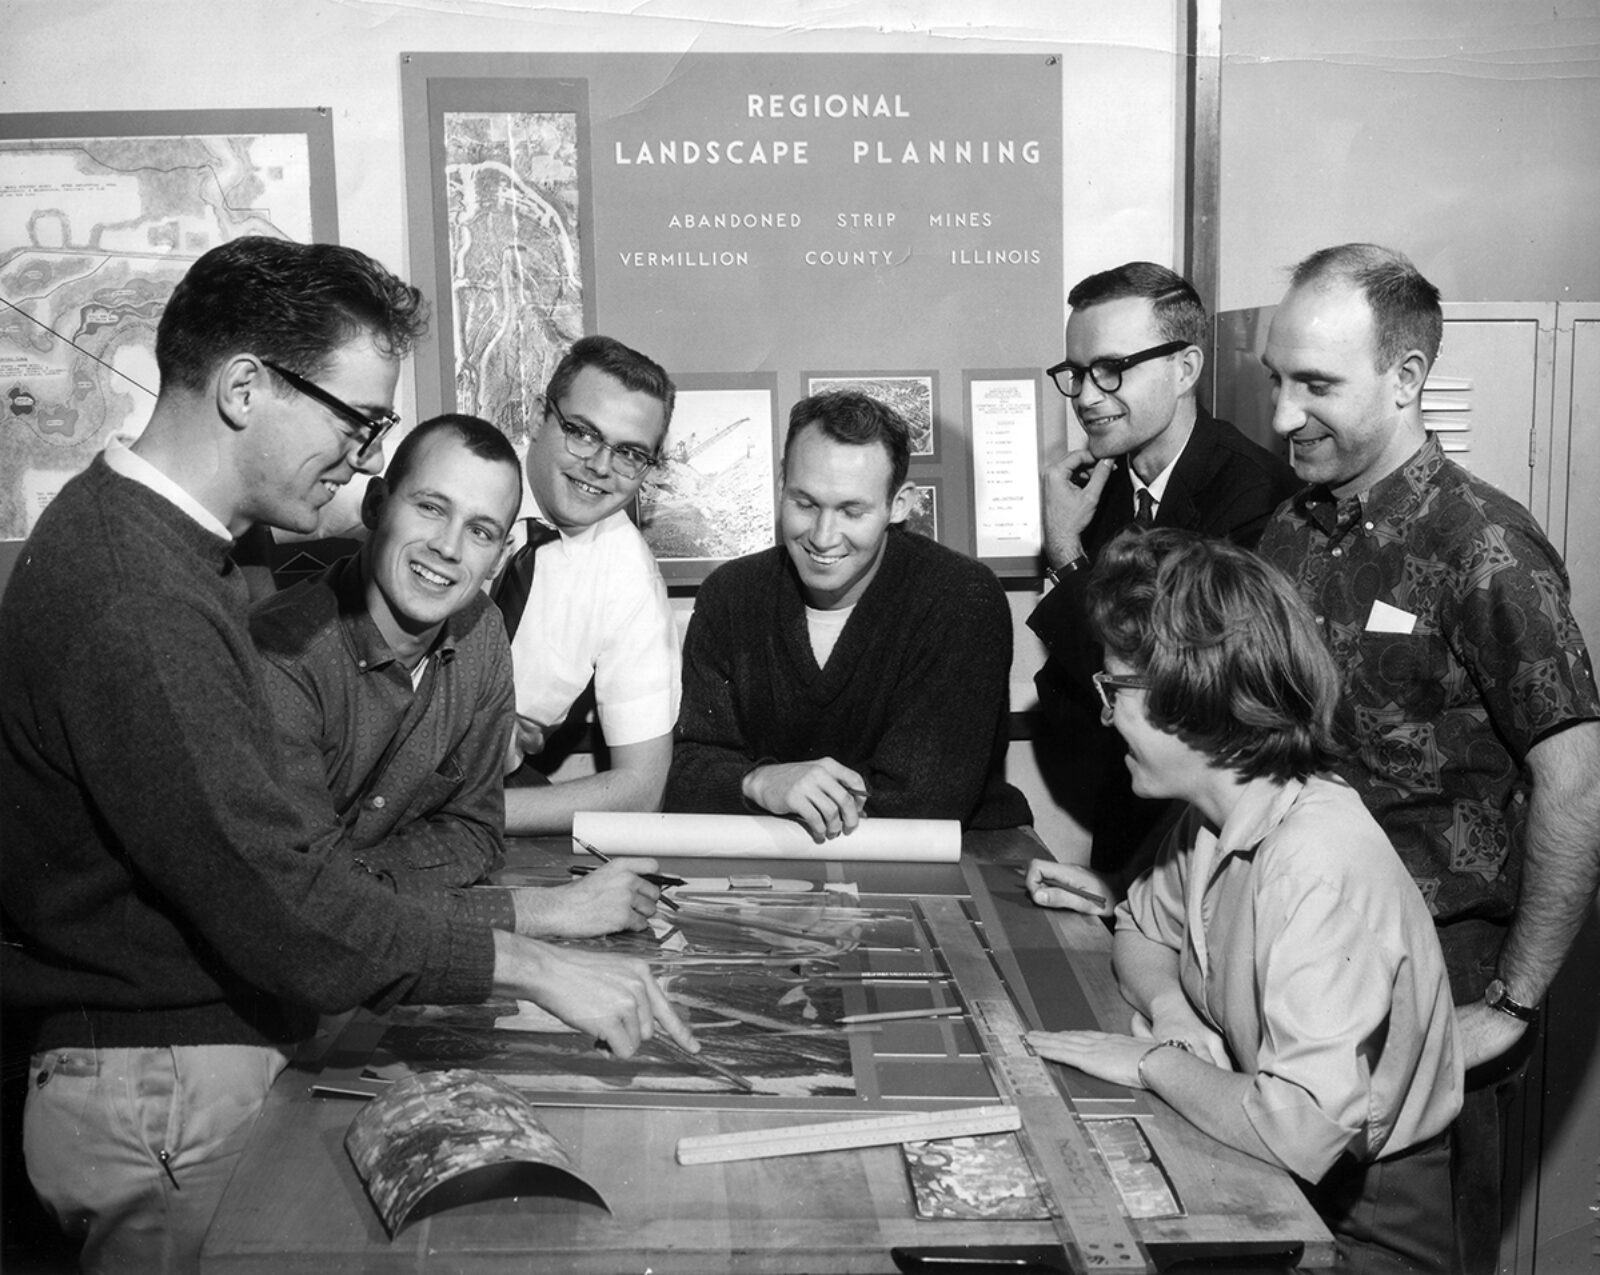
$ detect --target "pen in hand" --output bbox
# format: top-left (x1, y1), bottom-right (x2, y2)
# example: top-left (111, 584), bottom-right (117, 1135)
top-left (1016, 866), bottom-right (1108, 910)
top-left (573, 835), bottom-right (681, 912)
top-left (569, 864), bottom-right (687, 889)
top-left (594, 1035), bottom-right (755, 1094)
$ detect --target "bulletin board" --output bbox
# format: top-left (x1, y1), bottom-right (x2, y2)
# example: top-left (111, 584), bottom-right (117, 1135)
top-left (401, 52), bottom-right (1063, 579)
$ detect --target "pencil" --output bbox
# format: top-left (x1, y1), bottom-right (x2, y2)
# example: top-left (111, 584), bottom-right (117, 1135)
top-left (569, 865), bottom-right (688, 890)
top-left (1016, 866), bottom-right (1107, 910)
top-left (1047, 880), bottom-right (1108, 909)
top-left (654, 1035), bottom-right (756, 1093)
top-left (837, 1005), bottom-right (964, 1025)
top-left (572, 836), bottom-right (680, 911)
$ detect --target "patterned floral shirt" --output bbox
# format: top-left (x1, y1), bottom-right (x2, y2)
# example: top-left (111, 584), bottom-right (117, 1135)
top-left (1260, 436), bottom-right (1598, 948)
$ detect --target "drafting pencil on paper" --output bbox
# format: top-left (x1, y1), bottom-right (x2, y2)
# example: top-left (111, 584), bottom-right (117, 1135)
top-left (654, 1036), bottom-right (757, 1094)
top-left (569, 865), bottom-right (688, 890)
top-left (572, 836), bottom-right (680, 911)
top-left (837, 1005), bottom-right (964, 1025)
top-left (1014, 866), bottom-right (1107, 909)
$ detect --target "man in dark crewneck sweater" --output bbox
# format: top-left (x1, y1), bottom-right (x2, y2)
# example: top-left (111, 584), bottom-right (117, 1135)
top-left (667, 391), bottom-right (1030, 841)
top-left (0, 238), bottom-right (694, 1273)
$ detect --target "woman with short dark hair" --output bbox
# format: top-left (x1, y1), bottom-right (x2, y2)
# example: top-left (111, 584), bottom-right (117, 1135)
top-left (1027, 527), bottom-right (1463, 1273)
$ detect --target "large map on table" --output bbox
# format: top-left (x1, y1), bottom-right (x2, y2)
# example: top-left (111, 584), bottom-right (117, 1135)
top-left (0, 118), bottom-right (326, 540)
top-left (334, 887), bottom-right (1005, 1113)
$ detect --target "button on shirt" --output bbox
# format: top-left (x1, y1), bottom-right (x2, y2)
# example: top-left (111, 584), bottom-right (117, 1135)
top-left (501, 495), bottom-right (680, 748)
top-left (1258, 436), bottom-right (1600, 963)
top-left (1119, 776), bottom-right (1462, 1182)
top-left (250, 554), bottom-right (517, 930)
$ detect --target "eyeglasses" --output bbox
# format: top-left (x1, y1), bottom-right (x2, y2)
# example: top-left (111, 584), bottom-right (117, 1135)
top-left (1092, 670), bottom-right (1151, 713)
top-left (1047, 341), bottom-right (1191, 399)
top-left (547, 398), bottom-right (658, 480)
top-left (261, 359), bottom-right (401, 463)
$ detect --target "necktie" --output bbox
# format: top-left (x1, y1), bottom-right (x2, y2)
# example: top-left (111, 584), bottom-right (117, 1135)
top-left (1134, 489), bottom-right (1156, 528)
top-left (494, 519), bottom-right (560, 641)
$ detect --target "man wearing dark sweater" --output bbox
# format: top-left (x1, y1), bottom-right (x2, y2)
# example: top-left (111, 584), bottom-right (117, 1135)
top-left (1027, 263), bottom-right (1298, 913)
top-left (667, 391), bottom-right (1031, 840)
top-left (0, 238), bottom-right (693, 1273)
top-left (251, 412), bottom-right (660, 937)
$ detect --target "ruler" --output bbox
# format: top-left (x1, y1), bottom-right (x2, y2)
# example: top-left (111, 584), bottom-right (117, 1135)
top-left (676, 1104), bottom-right (1020, 1165)
top-left (919, 895), bottom-right (1155, 1273)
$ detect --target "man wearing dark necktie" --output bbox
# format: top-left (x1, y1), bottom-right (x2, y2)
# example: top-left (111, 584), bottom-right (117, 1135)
top-left (493, 518), bottom-right (560, 640)
top-left (494, 336), bottom-right (681, 835)
top-left (1027, 263), bottom-right (1298, 910)
top-left (1133, 487), bottom-right (1156, 527)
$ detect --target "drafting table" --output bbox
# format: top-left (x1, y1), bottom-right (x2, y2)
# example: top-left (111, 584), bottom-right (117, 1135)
top-left (201, 828), bottom-right (1334, 1272)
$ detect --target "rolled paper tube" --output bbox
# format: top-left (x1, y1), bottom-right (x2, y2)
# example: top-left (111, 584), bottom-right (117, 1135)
top-left (571, 811), bottom-right (961, 862)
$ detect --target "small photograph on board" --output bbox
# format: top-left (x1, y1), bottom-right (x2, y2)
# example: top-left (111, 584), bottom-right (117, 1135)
top-left (1083, 1117), bottom-right (1185, 1219)
top-left (904, 480), bottom-right (940, 542)
top-left (636, 379), bottom-right (777, 579)
top-left (902, 1132), bottom-right (1051, 1220)
top-left (806, 372), bottom-right (938, 458)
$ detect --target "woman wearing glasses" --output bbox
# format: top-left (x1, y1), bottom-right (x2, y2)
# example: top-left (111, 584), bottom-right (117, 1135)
top-left (1026, 528), bottom-right (1462, 1274)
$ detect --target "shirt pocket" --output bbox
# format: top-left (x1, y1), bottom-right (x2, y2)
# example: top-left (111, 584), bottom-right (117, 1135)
top-left (349, 760), bottom-right (466, 868)
top-left (1352, 631), bottom-right (1451, 709)
top-left (396, 758), bottom-right (465, 831)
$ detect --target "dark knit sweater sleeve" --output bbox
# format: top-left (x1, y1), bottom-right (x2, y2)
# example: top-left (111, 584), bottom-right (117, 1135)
top-left (66, 589), bottom-right (493, 1013)
top-left (666, 557), bottom-right (765, 812)
top-left (857, 541), bottom-right (1021, 825)
top-left (0, 467), bottom-right (496, 1045)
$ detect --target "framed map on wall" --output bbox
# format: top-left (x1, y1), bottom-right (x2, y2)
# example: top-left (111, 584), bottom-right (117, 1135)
top-left (0, 109), bottom-right (338, 547)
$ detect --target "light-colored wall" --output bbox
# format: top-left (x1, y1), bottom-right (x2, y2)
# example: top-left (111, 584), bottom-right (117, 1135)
top-left (1217, 1), bottom-right (1600, 309)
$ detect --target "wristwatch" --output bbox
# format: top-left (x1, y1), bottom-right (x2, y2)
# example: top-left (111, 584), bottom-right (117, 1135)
top-left (1484, 978), bottom-right (1539, 1023)
top-left (1134, 1038), bottom-right (1194, 1090)
top-left (1044, 554), bottom-right (1090, 588)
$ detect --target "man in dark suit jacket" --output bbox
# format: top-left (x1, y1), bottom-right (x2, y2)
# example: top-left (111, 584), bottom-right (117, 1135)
top-left (1026, 263), bottom-right (1299, 908)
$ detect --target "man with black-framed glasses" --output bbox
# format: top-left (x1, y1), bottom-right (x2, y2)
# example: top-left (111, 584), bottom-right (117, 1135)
top-left (1027, 262), bottom-right (1296, 908)
top-left (493, 335), bottom-right (682, 836)
top-left (259, 357), bottom-right (402, 463)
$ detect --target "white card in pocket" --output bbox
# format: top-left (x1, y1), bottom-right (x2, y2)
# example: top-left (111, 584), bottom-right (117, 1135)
top-left (1365, 599), bottom-right (1417, 635)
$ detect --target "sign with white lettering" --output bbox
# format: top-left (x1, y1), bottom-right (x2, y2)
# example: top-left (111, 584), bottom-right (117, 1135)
top-left (403, 53), bottom-right (1061, 576)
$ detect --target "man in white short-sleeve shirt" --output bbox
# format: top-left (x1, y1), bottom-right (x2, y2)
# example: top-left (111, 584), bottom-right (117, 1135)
top-left (497, 336), bottom-right (681, 834)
